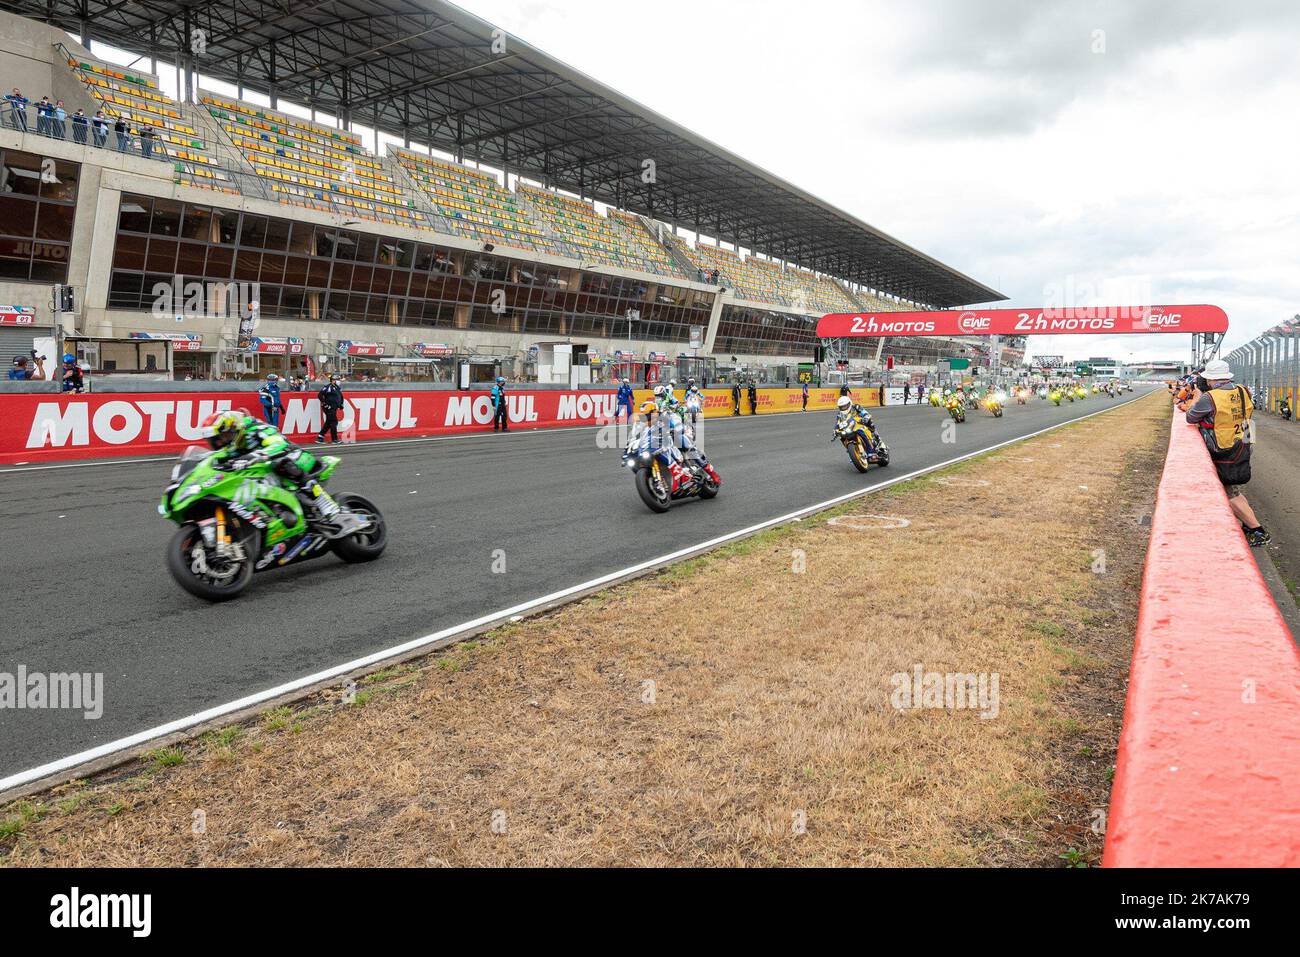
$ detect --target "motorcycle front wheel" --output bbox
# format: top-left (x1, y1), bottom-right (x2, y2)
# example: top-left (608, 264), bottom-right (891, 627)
top-left (847, 437), bottom-right (870, 473)
top-left (330, 493), bottom-right (388, 563)
top-left (166, 523), bottom-right (254, 602)
top-left (635, 464), bottom-right (672, 512)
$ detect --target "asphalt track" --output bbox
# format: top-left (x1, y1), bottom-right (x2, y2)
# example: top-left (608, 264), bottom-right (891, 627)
top-left (0, 388), bottom-right (1157, 783)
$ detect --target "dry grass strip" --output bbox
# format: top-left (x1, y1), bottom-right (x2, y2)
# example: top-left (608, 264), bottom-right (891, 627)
top-left (1, 394), bottom-right (1168, 867)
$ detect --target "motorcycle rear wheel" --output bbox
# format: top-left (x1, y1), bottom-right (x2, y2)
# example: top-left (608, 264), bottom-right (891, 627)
top-left (166, 524), bottom-right (254, 602)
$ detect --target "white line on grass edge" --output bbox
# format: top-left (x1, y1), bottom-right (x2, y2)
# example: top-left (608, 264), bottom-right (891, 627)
top-left (0, 392), bottom-right (1151, 797)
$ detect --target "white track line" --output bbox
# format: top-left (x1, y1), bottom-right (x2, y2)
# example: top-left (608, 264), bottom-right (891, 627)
top-left (0, 392), bottom-right (1150, 794)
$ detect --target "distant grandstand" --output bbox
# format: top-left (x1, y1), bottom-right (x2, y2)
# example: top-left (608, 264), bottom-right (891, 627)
top-left (0, 0), bottom-right (1004, 383)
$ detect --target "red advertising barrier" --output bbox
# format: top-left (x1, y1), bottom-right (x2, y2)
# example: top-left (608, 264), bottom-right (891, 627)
top-left (0, 389), bottom-right (620, 464)
top-left (816, 304), bottom-right (1228, 338)
top-left (1103, 414), bottom-right (1300, 867)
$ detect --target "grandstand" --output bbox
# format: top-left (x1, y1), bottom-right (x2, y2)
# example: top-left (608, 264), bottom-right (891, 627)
top-left (0, 1), bottom-right (1003, 382)
top-left (63, 51), bottom-right (235, 193)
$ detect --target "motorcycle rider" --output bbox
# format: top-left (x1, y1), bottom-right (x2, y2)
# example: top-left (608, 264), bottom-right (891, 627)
top-left (199, 410), bottom-right (366, 539)
top-left (683, 377), bottom-right (705, 423)
top-left (644, 396), bottom-right (720, 494)
top-left (835, 395), bottom-right (883, 452)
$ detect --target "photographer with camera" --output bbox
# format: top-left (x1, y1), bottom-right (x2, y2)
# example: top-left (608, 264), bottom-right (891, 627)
top-left (8, 351), bottom-right (46, 380)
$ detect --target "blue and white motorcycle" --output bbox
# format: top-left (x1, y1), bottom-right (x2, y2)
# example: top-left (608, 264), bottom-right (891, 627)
top-left (621, 413), bottom-right (721, 512)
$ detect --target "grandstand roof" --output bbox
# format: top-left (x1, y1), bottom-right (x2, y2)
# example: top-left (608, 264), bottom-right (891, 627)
top-left (10, 0), bottom-right (1006, 307)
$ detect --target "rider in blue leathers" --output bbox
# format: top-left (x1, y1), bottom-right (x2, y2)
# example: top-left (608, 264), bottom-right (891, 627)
top-left (683, 378), bottom-right (705, 424)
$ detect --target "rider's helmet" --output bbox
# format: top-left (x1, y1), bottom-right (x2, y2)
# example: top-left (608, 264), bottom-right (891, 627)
top-left (836, 395), bottom-right (852, 411)
top-left (199, 410), bottom-right (245, 450)
top-left (638, 400), bottom-right (656, 416)
top-left (688, 377), bottom-right (696, 386)
top-left (496, 375), bottom-right (505, 384)
top-left (266, 373), bottom-right (278, 382)
top-left (622, 377), bottom-right (630, 385)
top-left (653, 385), bottom-right (665, 398)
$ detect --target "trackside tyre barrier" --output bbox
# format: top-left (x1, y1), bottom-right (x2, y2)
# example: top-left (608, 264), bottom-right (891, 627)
top-left (1102, 412), bottom-right (1300, 867)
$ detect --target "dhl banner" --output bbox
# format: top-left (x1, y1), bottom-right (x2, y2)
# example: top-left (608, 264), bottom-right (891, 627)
top-left (628, 387), bottom-right (879, 417)
top-left (0, 386), bottom-right (876, 464)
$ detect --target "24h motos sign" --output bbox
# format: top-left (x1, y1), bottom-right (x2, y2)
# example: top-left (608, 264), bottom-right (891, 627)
top-left (816, 305), bottom-right (1228, 338)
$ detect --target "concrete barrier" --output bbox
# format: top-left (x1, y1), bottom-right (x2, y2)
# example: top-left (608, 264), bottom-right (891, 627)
top-left (1103, 411), bottom-right (1300, 867)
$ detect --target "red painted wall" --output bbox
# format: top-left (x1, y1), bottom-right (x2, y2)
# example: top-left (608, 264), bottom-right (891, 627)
top-left (1103, 413), bottom-right (1300, 866)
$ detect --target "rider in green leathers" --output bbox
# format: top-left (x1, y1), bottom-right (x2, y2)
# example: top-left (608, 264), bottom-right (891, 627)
top-left (200, 410), bottom-right (365, 538)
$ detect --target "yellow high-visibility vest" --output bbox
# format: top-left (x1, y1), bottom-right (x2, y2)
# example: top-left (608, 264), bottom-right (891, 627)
top-left (1203, 385), bottom-right (1253, 451)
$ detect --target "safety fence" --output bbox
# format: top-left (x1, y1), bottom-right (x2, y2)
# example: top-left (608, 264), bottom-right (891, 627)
top-left (1225, 320), bottom-right (1299, 416)
top-left (1102, 411), bottom-right (1300, 866)
top-left (0, 386), bottom-right (876, 464)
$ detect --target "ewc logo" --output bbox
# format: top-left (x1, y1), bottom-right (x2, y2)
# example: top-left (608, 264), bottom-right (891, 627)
top-left (957, 312), bottom-right (991, 332)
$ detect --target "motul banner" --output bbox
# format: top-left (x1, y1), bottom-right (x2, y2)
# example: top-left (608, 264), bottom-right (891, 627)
top-left (816, 305), bottom-right (1228, 338)
top-left (0, 390), bottom-right (622, 464)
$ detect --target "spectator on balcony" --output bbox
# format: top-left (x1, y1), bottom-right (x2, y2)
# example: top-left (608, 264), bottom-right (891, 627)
top-left (35, 96), bottom-right (53, 136)
top-left (113, 116), bottom-right (129, 152)
top-left (91, 110), bottom-right (108, 148)
top-left (138, 125), bottom-right (156, 159)
top-left (4, 88), bottom-right (28, 131)
top-left (71, 108), bottom-right (88, 145)
top-left (52, 100), bottom-right (66, 139)
top-left (1185, 359), bottom-right (1269, 547)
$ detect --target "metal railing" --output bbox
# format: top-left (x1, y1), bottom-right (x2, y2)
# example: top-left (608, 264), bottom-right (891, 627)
top-left (1225, 317), bottom-right (1300, 417)
top-left (1, 99), bottom-right (178, 165)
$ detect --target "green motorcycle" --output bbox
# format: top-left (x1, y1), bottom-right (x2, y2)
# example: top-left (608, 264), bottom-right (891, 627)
top-left (159, 446), bottom-right (386, 601)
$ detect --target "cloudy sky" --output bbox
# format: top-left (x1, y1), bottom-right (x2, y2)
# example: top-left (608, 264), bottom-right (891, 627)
top-left (93, 0), bottom-right (1298, 362)
top-left (454, 0), bottom-right (1300, 362)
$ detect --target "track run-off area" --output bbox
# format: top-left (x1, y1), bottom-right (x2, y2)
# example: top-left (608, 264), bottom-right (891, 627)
top-left (0, 388), bottom-right (1158, 791)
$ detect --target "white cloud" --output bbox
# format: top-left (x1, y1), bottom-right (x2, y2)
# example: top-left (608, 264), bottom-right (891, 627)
top-left (467, 0), bottom-right (1300, 360)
